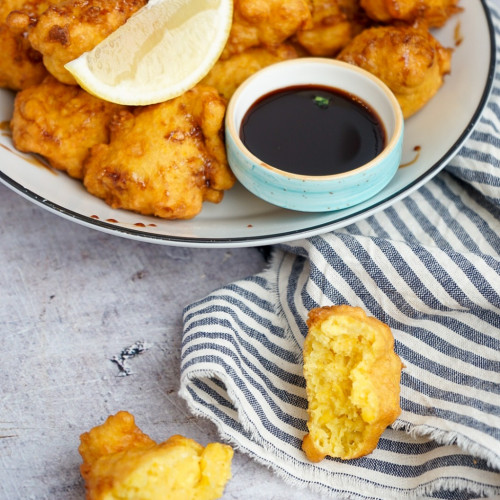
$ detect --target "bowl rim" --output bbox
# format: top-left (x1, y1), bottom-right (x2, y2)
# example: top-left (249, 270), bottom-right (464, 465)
top-left (225, 57), bottom-right (404, 181)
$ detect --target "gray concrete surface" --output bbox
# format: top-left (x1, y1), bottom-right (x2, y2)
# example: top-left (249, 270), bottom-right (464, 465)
top-left (0, 183), bottom-right (332, 500)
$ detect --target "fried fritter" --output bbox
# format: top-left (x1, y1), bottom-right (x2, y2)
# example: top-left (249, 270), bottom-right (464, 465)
top-left (337, 24), bottom-right (452, 118)
top-left (0, 0), bottom-right (58, 90)
top-left (0, 0), bottom-right (19, 21)
top-left (28, 0), bottom-right (147, 85)
top-left (79, 411), bottom-right (155, 478)
top-left (360, 0), bottom-right (461, 27)
top-left (302, 305), bottom-right (402, 461)
top-left (296, 0), bottom-right (366, 57)
top-left (221, 0), bottom-right (312, 58)
top-left (83, 85), bottom-right (235, 220)
top-left (0, 0), bottom-right (55, 26)
top-left (79, 411), bottom-right (234, 500)
top-left (11, 75), bottom-right (124, 178)
top-left (202, 44), bottom-right (298, 100)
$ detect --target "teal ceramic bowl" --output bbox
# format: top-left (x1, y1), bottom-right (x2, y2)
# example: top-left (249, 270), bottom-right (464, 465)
top-left (225, 58), bottom-right (404, 212)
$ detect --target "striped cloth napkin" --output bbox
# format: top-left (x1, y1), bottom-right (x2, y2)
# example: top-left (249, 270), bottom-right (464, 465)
top-left (180, 4), bottom-right (500, 499)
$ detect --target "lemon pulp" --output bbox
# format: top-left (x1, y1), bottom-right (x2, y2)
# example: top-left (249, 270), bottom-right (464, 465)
top-left (66, 0), bottom-right (233, 105)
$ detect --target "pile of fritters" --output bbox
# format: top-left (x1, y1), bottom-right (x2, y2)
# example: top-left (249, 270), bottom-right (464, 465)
top-left (207, 0), bottom-right (460, 116)
top-left (2, 0), bottom-right (461, 219)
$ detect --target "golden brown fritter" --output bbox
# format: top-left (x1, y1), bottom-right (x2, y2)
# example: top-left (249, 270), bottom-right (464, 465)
top-left (79, 411), bottom-right (234, 500)
top-left (302, 305), bottom-right (402, 462)
top-left (0, 0), bottom-right (58, 90)
top-left (337, 24), bottom-right (452, 118)
top-left (201, 44), bottom-right (298, 100)
top-left (296, 0), bottom-right (367, 57)
top-left (79, 411), bottom-right (156, 481)
top-left (360, 0), bottom-right (461, 27)
top-left (221, 0), bottom-right (312, 58)
top-left (28, 0), bottom-right (147, 85)
top-left (11, 75), bottom-right (125, 178)
top-left (83, 85), bottom-right (235, 220)
top-left (0, 0), bottom-right (54, 23)
top-left (0, 0), bottom-right (18, 21)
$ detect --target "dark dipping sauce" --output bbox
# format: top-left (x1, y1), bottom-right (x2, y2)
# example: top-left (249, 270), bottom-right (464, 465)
top-left (240, 85), bottom-right (386, 176)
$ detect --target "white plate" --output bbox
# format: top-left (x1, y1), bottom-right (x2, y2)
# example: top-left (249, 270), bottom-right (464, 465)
top-left (0, 0), bottom-right (495, 248)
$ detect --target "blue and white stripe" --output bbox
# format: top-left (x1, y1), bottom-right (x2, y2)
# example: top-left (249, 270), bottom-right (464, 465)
top-left (180, 2), bottom-right (500, 498)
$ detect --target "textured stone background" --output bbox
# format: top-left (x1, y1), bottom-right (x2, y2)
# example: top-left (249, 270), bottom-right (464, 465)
top-left (0, 183), bottom-right (332, 499)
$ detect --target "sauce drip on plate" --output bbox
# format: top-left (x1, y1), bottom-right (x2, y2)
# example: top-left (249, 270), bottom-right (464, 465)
top-left (240, 85), bottom-right (386, 176)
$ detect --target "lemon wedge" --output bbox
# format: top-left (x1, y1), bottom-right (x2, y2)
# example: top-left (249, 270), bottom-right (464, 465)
top-left (65, 0), bottom-right (233, 105)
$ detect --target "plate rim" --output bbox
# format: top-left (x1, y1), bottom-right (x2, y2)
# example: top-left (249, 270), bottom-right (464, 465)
top-left (0, 0), bottom-right (497, 248)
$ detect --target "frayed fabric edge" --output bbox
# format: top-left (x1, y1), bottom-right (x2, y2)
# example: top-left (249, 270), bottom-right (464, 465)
top-left (179, 369), bottom-right (500, 500)
top-left (392, 419), bottom-right (500, 471)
